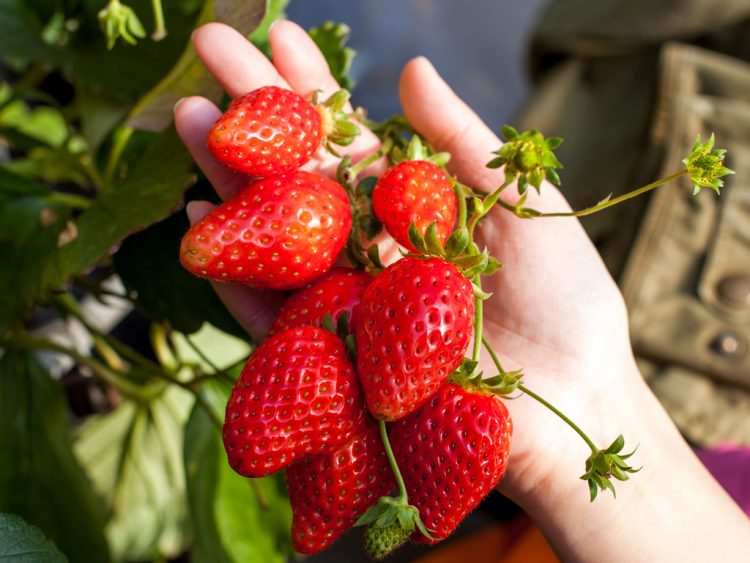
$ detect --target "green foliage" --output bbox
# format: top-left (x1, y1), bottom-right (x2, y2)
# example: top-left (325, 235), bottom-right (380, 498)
top-left (0, 1), bottom-right (350, 561)
top-left (0, 513), bottom-right (67, 563)
top-left (184, 381), bottom-right (293, 563)
top-left (0, 352), bottom-right (109, 563)
top-left (74, 385), bottom-right (195, 562)
top-left (488, 125), bottom-right (563, 193)
top-left (309, 21), bottom-right (356, 90)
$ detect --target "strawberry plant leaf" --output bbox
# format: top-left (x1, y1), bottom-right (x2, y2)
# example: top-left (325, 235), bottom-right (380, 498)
top-left (0, 513), bottom-right (67, 563)
top-left (44, 127), bottom-right (195, 291)
top-left (185, 380), bottom-right (293, 563)
top-left (128, 0), bottom-right (271, 131)
top-left (73, 383), bottom-right (194, 562)
top-left (0, 352), bottom-right (109, 563)
top-left (309, 21), bottom-right (356, 91)
top-left (0, 169), bottom-right (75, 332)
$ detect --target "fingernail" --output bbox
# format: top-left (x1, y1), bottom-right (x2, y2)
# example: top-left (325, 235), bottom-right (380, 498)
top-left (268, 18), bottom-right (284, 35)
top-left (174, 97), bottom-right (186, 113)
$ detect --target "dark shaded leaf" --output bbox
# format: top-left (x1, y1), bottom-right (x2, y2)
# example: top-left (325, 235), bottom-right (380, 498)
top-left (0, 170), bottom-right (74, 331)
top-left (0, 513), bottom-right (67, 563)
top-left (0, 352), bottom-right (109, 563)
top-left (113, 200), bottom-right (245, 338)
top-left (44, 127), bottom-right (195, 291)
top-left (128, 0), bottom-right (270, 132)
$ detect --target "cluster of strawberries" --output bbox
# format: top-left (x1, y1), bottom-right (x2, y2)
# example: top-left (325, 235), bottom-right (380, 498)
top-left (179, 86), bottom-right (513, 558)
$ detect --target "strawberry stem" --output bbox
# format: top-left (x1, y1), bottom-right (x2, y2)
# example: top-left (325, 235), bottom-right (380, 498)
top-left (349, 137), bottom-right (393, 177)
top-left (150, 0), bottom-right (166, 41)
top-left (378, 419), bottom-right (409, 504)
top-left (472, 275), bottom-right (483, 363)
top-left (480, 336), bottom-right (597, 452)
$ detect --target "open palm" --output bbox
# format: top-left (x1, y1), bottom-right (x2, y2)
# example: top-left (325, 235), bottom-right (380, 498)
top-left (175, 20), bottom-right (643, 506)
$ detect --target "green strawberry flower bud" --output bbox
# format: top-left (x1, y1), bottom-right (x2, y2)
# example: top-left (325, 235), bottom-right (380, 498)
top-left (487, 125), bottom-right (563, 194)
top-left (98, 0), bottom-right (146, 49)
top-left (682, 134), bottom-right (735, 195)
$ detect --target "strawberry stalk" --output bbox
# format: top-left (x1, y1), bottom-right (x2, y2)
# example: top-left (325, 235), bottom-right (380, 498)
top-left (479, 334), bottom-right (639, 501)
top-left (355, 419), bottom-right (433, 558)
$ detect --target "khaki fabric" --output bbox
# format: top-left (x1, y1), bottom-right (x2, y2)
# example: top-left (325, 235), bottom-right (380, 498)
top-left (517, 2), bottom-right (750, 445)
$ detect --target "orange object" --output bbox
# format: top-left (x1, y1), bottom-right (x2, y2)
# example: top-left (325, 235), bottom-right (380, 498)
top-left (412, 516), bottom-right (558, 563)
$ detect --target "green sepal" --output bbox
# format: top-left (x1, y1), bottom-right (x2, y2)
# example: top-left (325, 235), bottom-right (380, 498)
top-left (317, 89), bottom-right (361, 147)
top-left (682, 134), bottom-right (734, 195)
top-left (356, 495), bottom-right (434, 556)
top-left (356, 175), bottom-right (378, 197)
top-left (472, 282), bottom-right (493, 300)
top-left (407, 222), bottom-right (427, 254)
top-left (483, 256), bottom-right (503, 276)
top-left (443, 227), bottom-right (470, 259)
top-left (98, 0), bottom-right (146, 49)
top-left (490, 125), bottom-right (564, 194)
top-left (580, 435), bottom-right (641, 501)
top-left (423, 221), bottom-right (443, 256)
top-left (321, 312), bottom-right (336, 335)
top-left (450, 358), bottom-right (524, 396)
top-left (367, 244), bottom-right (384, 270)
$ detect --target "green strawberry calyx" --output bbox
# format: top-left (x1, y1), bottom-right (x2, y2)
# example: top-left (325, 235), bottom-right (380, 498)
top-left (314, 89), bottom-right (362, 149)
top-left (683, 134), bottom-right (735, 195)
top-left (487, 125), bottom-right (563, 194)
top-left (582, 435), bottom-right (640, 501)
top-left (354, 420), bottom-right (434, 556)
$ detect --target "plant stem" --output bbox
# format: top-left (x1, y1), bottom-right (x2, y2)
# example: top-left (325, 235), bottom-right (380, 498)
top-left (472, 275), bottom-right (483, 362)
top-left (454, 180), bottom-right (467, 229)
top-left (48, 192), bottom-right (91, 209)
top-left (537, 169), bottom-right (688, 218)
top-left (378, 420), bottom-right (408, 504)
top-left (1, 333), bottom-right (158, 401)
top-left (350, 137), bottom-right (393, 177)
top-left (150, 0), bottom-right (167, 41)
top-left (105, 126), bottom-right (134, 186)
top-left (480, 336), bottom-right (597, 453)
top-left (250, 479), bottom-right (271, 510)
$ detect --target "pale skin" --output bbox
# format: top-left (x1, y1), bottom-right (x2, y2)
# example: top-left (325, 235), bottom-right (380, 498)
top-left (175, 20), bottom-right (750, 562)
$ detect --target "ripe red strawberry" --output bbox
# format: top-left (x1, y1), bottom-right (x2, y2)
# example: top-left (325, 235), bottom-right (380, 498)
top-left (390, 383), bottom-right (513, 543)
top-left (286, 416), bottom-right (395, 554)
top-left (372, 160), bottom-right (457, 252)
top-left (223, 326), bottom-right (363, 478)
top-left (180, 171), bottom-right (352, 290)
top-left (269, 267), bottom-right (373, 337)
top-left (208, 86), bottom-right (323, 177)
top-left (355, 256), bottom-right (474, 421)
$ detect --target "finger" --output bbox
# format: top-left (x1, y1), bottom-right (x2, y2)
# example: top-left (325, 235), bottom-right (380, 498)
top-left (193, 22), bottom-right (289, 97)
top-left (185, 200), bottom-right (283, 342)
top-left (175, 96), bottom-right (248, 201)
top-left (269, 20), bottom-right (383, 172)
top-left (399, 57), bottom-right (571, 212)
top-left (269, 20), bottom-right (342, 99)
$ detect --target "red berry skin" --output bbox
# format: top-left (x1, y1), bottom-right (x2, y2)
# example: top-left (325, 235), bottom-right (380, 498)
top-left (223, 326), bottom-right (364, 478)
top-left (355, 257), bottom-right (474, 421)
top-left (372, 160), bottom-right (457, 252)
top-left (208, 86), bottom-right (323, 177)
top-left (286, 416), bottom-right (395, 554)
top-left (390, 383), bottom-right (512, 543)
top-left (269, 267), bottom-right (373, 337)
top-left (180, 171), bottom-right (352, 290)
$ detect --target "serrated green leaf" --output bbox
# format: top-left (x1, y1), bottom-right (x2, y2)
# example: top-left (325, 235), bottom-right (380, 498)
top-left (44, 127), bottom-right (195, 292)
top-left (185, 380), bottom-right (292, 563)
top-left (0, 513), bottom-right (67, 563)
top-left (309, 20), bottom-right (356, 91)
top-left (0, 352), bottom-right (109, 563)
top-left (74, 385), bottom-right (195, 562)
